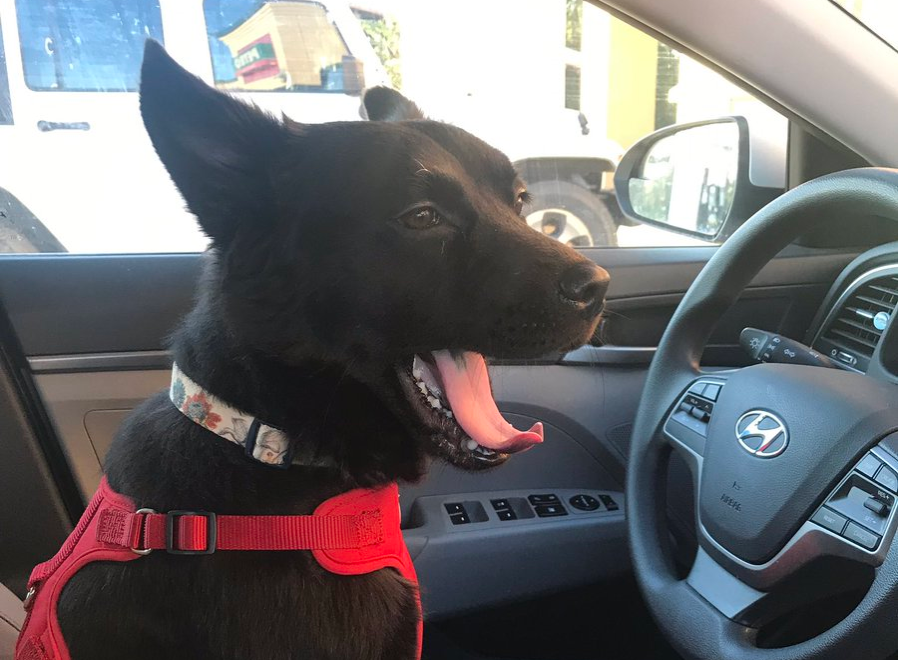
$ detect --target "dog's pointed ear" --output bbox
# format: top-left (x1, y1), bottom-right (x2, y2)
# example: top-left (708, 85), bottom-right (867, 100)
top-left (361, 87), bottom-right (425, 121)
top-left (140, 40), bottom-right (287, 246)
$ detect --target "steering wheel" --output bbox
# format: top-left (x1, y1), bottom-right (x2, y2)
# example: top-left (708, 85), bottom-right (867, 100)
top-left (628, 168), bottom-right (898, 660)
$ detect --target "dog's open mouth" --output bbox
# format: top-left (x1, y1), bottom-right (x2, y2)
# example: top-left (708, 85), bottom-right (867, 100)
top-left (399, 350), bottom-right (544, 468)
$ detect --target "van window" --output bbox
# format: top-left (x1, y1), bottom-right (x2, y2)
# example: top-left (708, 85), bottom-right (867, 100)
top-left (204, 0), bottom-right (358, 93)
top-left (15, 0), bottom-right (163, 91)
top-left (0, 20), bottom-right (12, 124)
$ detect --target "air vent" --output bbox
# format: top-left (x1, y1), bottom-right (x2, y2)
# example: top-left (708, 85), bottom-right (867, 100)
top-left (815, 273), bottom-right (898, 372)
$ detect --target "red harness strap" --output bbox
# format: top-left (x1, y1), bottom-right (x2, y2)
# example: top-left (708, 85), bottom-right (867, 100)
top-left (16, 478), bottom-right (422, 660)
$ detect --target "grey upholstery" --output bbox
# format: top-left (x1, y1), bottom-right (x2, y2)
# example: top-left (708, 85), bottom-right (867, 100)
top-left (0, 582), bottom-right (23, 660)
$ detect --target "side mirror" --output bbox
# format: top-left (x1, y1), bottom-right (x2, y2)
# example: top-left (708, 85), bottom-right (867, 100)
top-left (613, 117), bottom-right (783, 242)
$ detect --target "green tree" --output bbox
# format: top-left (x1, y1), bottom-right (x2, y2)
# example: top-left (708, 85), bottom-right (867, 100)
top-left (566, 0), bottom-right (583, 51)
top-left (357, 14), bottom-right (402, 89)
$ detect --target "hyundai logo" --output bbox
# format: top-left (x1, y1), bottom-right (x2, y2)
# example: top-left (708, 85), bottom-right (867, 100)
top-left (735, 411), bottom-right (788, 458)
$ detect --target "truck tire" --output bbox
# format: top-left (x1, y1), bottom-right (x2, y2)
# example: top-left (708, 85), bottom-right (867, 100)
top-left (524, 180), bottom-right (618, 247)
top-left (0, 187), bottom-right (65, 252)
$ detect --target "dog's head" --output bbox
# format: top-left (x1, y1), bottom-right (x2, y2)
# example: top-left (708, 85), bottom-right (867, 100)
top-left (140, 42), bottom-right (608, 473)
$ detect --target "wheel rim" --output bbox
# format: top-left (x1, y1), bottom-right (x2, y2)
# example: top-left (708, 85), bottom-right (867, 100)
top-left (525, 207), bottom-right (594, 247)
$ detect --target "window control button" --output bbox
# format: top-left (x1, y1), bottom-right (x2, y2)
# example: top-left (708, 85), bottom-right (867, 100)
top-left (875, 465), bottom-right (898, 493)
top-left (528, 494), bottom-right (560, 505)
top-left (843, 522), bottom-right (880, 550)
top-left (598, 494), bottom-right (619, 511)
top-left (856, 454), bottom-right (882, 478)
top-left (444, 503), bottom-right (465, 516)
top-left (535, 504), bottom-right (568, 517)
top-left (497, 509), bottom-right (517, 521)
top-left (569, 494), bottom-right (600, 511)
top-left (811, 507), bottom-right (848, 535)
top-left (450, 513), bottom-right (470, 525)
top-left (490, 499), bottom-right (510, 511)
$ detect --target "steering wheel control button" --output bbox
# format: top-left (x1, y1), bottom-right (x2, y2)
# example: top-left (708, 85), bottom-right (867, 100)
top-left (842, 522), bottom-right (880, 550)
top-left (569, 494), bottom-right (600, 511)
top-left (811, 507), bottom-right (848, 535)
top-left (535, 504), bottom-right (568, 517)
top-left (449, 513), bottom-right (471, 525)
top-left (528, 494), bottom-right (560, 505)
top-left (598, 494), bottom-right (619, 511)
top-left (688, 383), bottom-right (707, 397)
top-left (856, 454), bottom-right (882, 478)
top-left (496, 509), bottom-right (517, 521)
top-left (703, 383), bottom-right (722, 401)
top-left (490, 499), bottom-right (510, 511)
top-left (824, 473), bottom-right (893, 535)
top-left (444, 502), bottom-right (465, 516)
top-left (863, 496), bottom-right (890, 517)
top-left (875, 465), bottom-right (898, 493)
top-left (689, 407), bottom-right (710, 422)
top-left (684, 395), bottom-right (713, 413)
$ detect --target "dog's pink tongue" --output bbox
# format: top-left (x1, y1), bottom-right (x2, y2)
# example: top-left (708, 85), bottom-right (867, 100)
top-left (432, 350), bottom-right (544, 454)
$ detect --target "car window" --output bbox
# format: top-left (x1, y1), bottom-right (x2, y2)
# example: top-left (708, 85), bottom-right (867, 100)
top-left (205, 0), bottom-right (358, 93)
top-left (0, 0), bottom-right (787, 254)
top-left (0, 19), bottom-right (12, 124)
top-left (15, 0), bottom-right (163, 91)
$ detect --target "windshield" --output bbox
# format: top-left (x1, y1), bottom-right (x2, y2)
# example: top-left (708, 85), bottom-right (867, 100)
top-left (832, 0), bottom-right (898, 50)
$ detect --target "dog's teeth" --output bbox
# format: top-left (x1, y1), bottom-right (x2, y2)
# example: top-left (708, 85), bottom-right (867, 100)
top-left (417, 382), bottom-right (428, 395)
top-left (445, 411), bottom-right (453, 419)
top-left (412, 365), bottom-right (423, 379)
top-left (466, 439), bottom-right (478, 451)
top-left (427, 395), bottom-right (441, 409)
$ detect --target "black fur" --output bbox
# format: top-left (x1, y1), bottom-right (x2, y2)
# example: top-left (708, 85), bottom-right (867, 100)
top-left (56, 41), bottom-right (609, 659)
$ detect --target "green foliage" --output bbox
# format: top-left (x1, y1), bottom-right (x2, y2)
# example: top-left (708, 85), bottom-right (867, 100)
top-left (566, 0), bottom-right (583, 51)
top-left (358, 15), bottom-right (402, 89)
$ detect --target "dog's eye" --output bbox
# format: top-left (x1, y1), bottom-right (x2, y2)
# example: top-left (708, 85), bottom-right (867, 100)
top-left (399, 206), bottom-right (442, 230)
top-left (514, 192), bottom-right (530, 216)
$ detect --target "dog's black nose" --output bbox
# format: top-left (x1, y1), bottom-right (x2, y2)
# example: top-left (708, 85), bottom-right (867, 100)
top-left (559, 263), bottom-right (609, 317)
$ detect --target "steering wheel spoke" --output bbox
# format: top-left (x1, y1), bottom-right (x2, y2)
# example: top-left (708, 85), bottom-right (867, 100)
top-left (686, 547), bottom-right (766, 624)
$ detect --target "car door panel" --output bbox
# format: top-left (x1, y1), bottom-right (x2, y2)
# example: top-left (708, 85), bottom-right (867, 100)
top-left (0, 245), bottom-right (858, 610)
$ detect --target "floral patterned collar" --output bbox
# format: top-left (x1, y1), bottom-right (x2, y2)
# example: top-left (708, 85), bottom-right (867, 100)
top-left (170, 362), bottom-right (298, 468)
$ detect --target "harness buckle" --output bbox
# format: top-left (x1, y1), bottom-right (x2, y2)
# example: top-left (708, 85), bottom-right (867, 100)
top-left (23, 587), bottom-right (35, 610)
top-left (131, 508), bottom-right (157, 555)
top-left (165, 511), bottom-right (217, 555)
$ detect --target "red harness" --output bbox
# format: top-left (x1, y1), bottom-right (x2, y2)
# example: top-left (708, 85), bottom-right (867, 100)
top-left (16, 478), bottom-right (422, 660)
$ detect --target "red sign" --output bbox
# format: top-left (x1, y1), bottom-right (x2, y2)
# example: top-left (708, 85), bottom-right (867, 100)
top-left (234, 34), bottom-right (279, 83)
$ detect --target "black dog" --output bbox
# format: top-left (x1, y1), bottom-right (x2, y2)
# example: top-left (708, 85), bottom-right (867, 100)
top-left (54, 42), bottom-right (609, 660)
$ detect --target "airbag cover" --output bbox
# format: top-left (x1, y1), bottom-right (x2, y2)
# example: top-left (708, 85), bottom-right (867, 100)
top-left (699, 363), bottom-right (898, 564)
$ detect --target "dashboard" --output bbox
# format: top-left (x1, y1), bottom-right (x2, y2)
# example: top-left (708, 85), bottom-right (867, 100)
top-left (810, 243), bottom-right (898, 378)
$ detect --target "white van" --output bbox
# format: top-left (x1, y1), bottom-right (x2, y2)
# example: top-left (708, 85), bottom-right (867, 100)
top-left (0, 0), bottom-right (622, 253)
